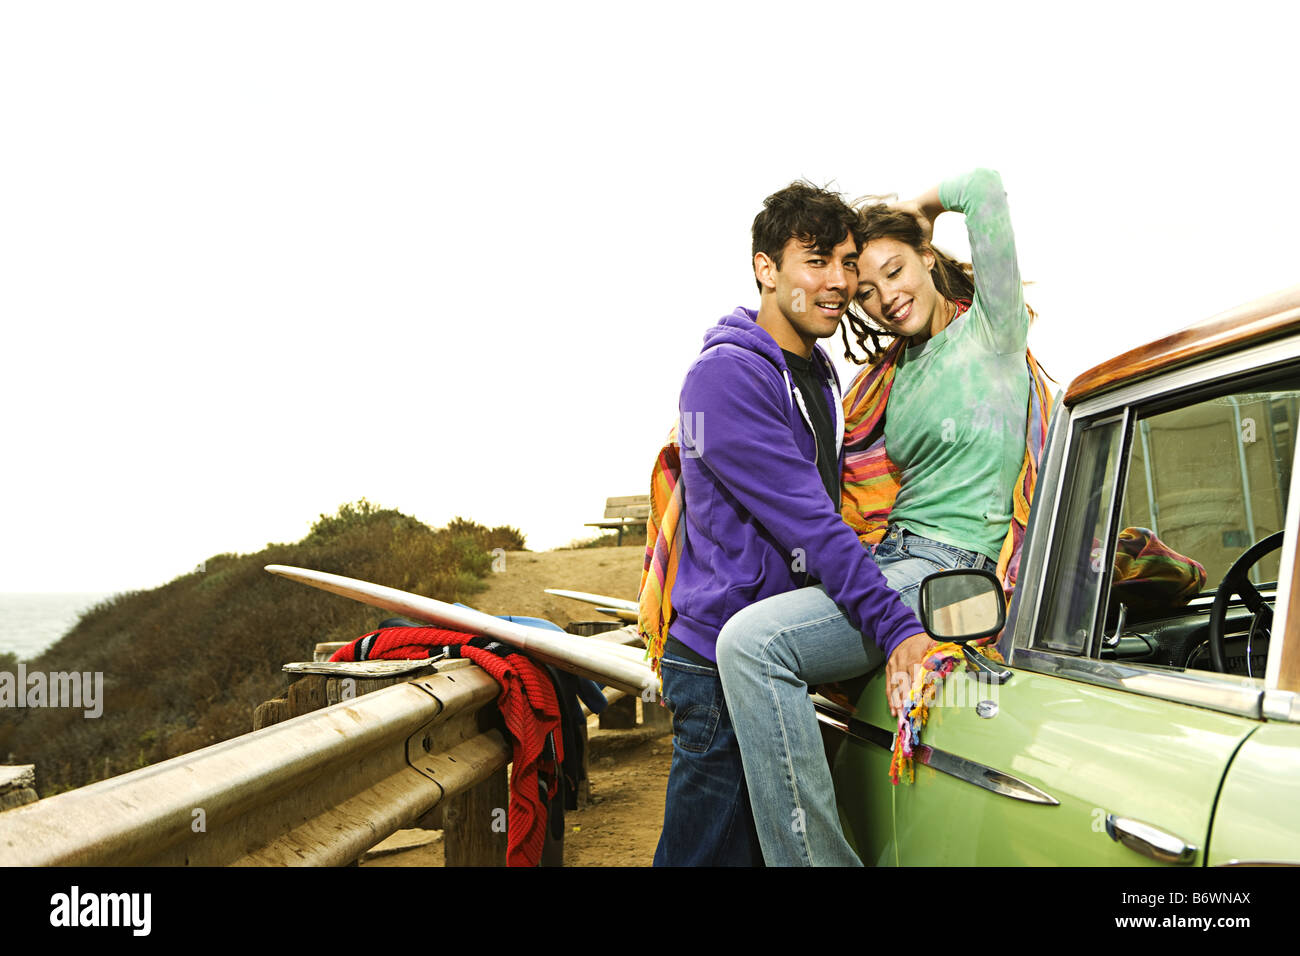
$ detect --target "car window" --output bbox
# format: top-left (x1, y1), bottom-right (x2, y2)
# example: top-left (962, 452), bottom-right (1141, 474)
top-left (1033, 379), bottom-right (1299, 677)
top-left (1101, 384), bottom-right (1299, 678)
top-left (1034, 371), bottom-right (1300, 681)
top-left (1034, 416), bottom-right (1123, 654)
top-left (1119, 391), bottom-right (1297, 589)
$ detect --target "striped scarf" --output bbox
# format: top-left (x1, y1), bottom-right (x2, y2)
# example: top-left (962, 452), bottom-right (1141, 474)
top-left (638, 424), bottom-right (682, 685)
top-left (1109, 526), bottom-right (1207, 614)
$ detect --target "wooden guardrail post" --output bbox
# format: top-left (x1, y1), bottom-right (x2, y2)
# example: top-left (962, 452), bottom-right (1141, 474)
top-left (441, 765), bottom-right (508, 866)
top-left (641, 695), bottom-right (672, 730)
top-left (599, 695), bottom-right (638, 729)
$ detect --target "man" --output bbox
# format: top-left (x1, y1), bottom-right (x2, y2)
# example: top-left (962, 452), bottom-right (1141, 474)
top-left (652, 182), bottom-right (931, 866)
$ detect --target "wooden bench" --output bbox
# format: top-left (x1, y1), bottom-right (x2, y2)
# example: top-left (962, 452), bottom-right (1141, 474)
top-left (585, 494), bottom-right (650, 546)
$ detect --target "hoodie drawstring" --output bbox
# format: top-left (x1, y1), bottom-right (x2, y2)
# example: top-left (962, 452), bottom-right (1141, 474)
top-left (785, 368), bottom-right (843, 497)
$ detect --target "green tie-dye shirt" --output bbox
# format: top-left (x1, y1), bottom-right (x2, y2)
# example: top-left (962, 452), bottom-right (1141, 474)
top-left (883, 169), bottom-right (1031, 561)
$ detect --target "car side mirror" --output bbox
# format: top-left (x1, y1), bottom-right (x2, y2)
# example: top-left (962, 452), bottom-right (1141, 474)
top-left (918, 569), bottom-right (1011, 684)
top-left (918, 568), bottom-right (1006, 641)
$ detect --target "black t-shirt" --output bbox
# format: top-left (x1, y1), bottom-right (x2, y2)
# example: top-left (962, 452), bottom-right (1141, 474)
top-left (782, 349), bottom-right (839, 507)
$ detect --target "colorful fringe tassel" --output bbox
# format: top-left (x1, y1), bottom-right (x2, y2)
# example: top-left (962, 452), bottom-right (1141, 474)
top-left (889, 640), bottom-right (1005, 784)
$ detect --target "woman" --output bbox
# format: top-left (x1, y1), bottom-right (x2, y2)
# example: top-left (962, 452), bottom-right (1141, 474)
top-left (839, 169), bottom-right (1047, 611)
top-left (714, 168), bottom-right (1051, 866)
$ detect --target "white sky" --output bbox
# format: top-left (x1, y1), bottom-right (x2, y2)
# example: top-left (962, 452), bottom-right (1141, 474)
top-left (3, 1), bottom-right (1299, 592)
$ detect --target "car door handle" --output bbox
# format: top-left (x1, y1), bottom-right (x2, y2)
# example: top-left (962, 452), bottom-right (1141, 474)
top-left (1104, 814), bottom-right (1198, 864)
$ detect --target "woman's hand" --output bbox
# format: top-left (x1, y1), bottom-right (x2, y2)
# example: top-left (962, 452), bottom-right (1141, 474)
top-left (885, 631), bottom-right (938, 718)
top-left (890, 185), bottom-right (945, 243)
top-left (890, 200), bottom-right (935, 242)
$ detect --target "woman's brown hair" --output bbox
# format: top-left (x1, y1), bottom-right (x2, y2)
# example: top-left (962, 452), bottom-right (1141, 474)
top-left (840, 201), bottom-right (977, 365)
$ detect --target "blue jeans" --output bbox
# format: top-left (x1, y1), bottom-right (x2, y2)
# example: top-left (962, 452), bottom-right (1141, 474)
top-left (870, 526), bottom-right (997, 609)
top-left (652, 650), bottom-right (764, 866)
top-left (715, 527), bottom-right (994, 866)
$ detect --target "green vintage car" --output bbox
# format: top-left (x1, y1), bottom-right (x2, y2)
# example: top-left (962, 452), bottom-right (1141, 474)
top-left (820, 285), bottom-right (1300, 867)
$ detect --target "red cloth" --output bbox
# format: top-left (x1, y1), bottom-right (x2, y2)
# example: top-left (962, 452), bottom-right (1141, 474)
top-left (330, 626), bottom-right (563, 867)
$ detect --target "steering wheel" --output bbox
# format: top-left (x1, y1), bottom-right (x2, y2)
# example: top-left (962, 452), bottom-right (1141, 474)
top-left (1207, 531), bottom-right (1284, 673)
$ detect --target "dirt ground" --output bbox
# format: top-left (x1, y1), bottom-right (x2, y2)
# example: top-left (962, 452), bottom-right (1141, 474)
top-left (468, 545), bottom-right (645, 629)
top-left (364, 545), bottom-right (673, 867)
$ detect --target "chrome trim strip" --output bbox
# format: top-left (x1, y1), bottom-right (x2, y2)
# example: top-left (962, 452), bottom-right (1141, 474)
top-left (1267, 404), bottom-right (1300, 689)
top-left (810, 693), bottom-right (853, 721)
top-left (1088, 410), bottom-right (1131, 658)
top-left (846, 718), bottom-right (1059, 806)
top-left (815, 711), bottom-right (849, 734)
top-left (1228, 398), bottom-right (1262, 586)
top-left (1006, 393), bottom-right (1070, 661)
top-left (1214, 859), bottom-right (1300, 867)
top-left (1013, 648), bottom-right (1264, 719)
top-left (1262, 689), bottom-right (1300, 723)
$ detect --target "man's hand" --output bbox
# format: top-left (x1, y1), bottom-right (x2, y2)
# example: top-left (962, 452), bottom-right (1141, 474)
top-left (886, 632), bottom-right (937, 718)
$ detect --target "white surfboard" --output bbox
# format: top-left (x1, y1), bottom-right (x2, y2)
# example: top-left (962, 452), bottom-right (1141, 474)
top-left (594, 607), bottom-right (639, 622)
top-left (266, 565), bottom-right (654, 696)
top-left (544, 588), bottom-right (640, 623)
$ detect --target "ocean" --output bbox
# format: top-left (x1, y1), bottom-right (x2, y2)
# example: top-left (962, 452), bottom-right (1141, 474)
top-left (0, 593), bottom-right (117, 660)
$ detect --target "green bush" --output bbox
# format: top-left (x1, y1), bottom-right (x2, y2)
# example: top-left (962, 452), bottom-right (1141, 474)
top-left (443, 516), bottom-right (527, 552)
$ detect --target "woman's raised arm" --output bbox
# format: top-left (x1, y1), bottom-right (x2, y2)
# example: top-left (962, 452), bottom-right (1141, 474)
top-left (942, 168), bottom-right (1028, 352)
top-left (902, 169), bottom-right (1030, 354)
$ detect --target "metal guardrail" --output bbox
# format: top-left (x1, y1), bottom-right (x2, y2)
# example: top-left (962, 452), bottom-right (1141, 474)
top-left (0, 622), bottom-right (662, 866)
top-left (0, 665), bottom-right (508, 866)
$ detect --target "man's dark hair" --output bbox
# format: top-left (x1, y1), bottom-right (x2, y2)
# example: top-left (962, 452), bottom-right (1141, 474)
top-left (751, 181), bottom-right (861, 291)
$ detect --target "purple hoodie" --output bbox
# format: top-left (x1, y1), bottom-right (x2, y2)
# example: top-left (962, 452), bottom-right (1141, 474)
top-left (669, 307), bottom-right (922, 662)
